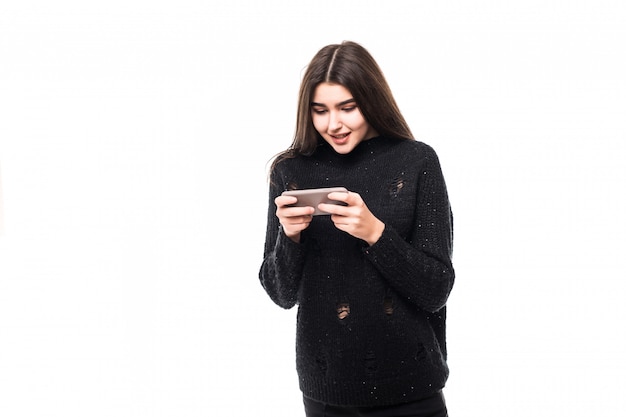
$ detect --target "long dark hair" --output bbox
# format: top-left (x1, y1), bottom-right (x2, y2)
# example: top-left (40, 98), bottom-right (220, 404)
top-left (271, 41), bottom-right (414, 172)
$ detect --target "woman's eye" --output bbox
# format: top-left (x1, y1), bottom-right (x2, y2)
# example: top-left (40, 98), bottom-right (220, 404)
top-left (342, 106), bottom-right (356, 112)
top-left (312, 108), bottom-right (327, 114)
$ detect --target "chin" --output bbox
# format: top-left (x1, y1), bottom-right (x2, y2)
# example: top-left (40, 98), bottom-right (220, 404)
top-left (330, 143), bottom-right (357, 154)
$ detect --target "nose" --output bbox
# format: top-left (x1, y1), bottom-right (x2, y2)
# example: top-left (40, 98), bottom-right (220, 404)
top-left (328, 111), bottom-right (342, 131)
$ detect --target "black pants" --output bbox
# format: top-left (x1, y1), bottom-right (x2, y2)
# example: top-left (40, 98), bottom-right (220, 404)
top-left (303, 391), bottom-right (448, 417)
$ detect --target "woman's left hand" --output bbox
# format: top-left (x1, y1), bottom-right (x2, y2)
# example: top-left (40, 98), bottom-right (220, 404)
top-left (319, 191), bottom-right (385, 246)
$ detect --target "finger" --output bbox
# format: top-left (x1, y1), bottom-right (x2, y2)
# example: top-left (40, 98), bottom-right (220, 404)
top-left (318, 202), bottom-right (349, 216)
top-left (330, 212), bottom-right (353, 225)
top-left (277, 206), bottom-right (315, 217)
top-left (327, 190), bottom-right (352, 203)
top-left (290, 214), bottom-right (313, 224)
top-left (275, 195), bottom-right (298, 207)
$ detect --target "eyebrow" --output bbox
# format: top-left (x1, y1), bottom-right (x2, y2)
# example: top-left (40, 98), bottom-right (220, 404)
top-left (311, 98), bottom-right (356, 108)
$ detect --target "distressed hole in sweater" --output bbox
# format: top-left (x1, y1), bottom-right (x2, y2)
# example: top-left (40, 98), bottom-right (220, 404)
top-left (383, 296), bottom-right (394, 315)
top-left (389, 177), bottom-right (404, 197)
top-left (336, 303), bottom-right (350, 320)
top-left (285, 182), bottom-right (298, 191)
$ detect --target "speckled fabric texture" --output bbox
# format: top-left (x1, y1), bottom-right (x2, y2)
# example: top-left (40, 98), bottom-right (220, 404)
top-left (259, 136), bottom-right (454, 407)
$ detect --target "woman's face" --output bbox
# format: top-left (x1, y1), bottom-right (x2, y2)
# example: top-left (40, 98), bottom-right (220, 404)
top-left (311, 82), bottom-right (378, 154)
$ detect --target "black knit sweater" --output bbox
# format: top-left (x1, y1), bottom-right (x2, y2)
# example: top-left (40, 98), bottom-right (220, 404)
top-left (259, 136), bottom-right (454, 407)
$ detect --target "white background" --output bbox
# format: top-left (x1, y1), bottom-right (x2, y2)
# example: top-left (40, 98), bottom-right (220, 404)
top-left (1, 1), bottom-right (625, 416)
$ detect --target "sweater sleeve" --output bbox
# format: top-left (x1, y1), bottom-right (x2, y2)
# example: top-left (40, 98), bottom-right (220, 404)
top-left (258, 166), bottom-right (307, 309)
top-left (363, 147), bottom-right (454, 313)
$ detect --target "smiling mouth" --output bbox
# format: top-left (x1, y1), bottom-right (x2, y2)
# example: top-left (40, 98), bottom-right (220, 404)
top-left (330, 132), bottom-right (350, 140)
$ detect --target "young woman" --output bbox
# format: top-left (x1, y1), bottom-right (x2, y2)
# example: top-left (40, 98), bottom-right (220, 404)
top-left (259, 41), bottom-right (454, 417)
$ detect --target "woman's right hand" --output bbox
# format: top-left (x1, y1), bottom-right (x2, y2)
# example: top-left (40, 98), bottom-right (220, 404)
top-left (274, 195), bottom-right (315, 243)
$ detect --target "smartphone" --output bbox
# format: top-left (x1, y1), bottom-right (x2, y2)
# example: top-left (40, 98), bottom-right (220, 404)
top-left (281, 187), bottom-right (348, 216)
